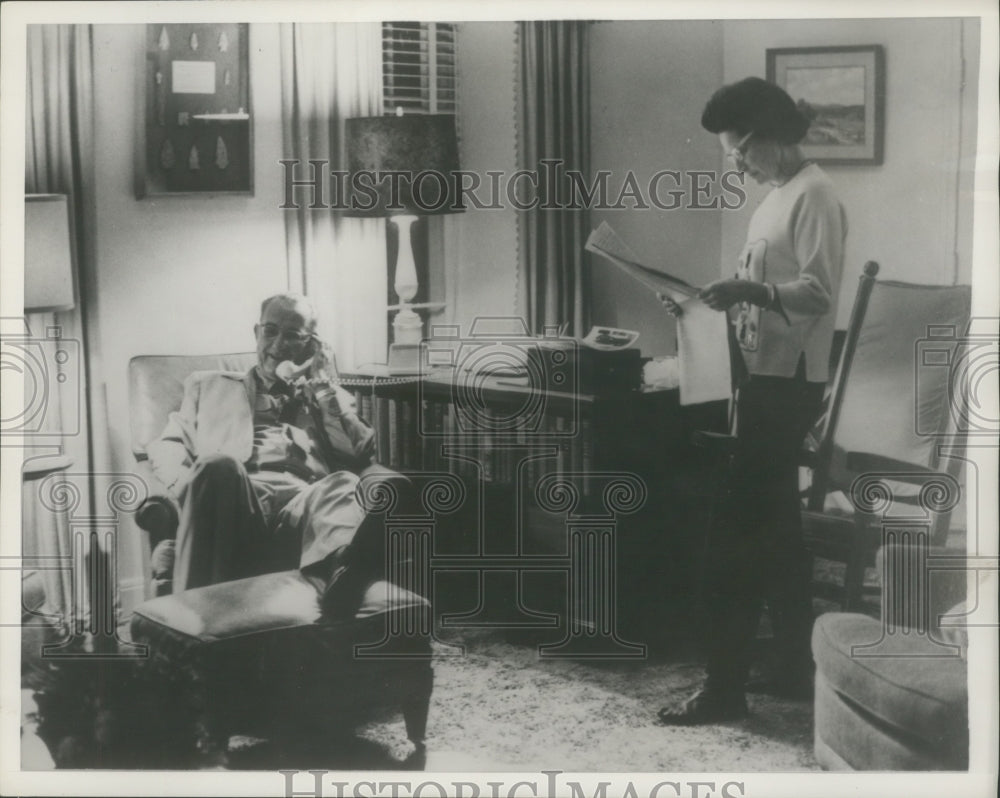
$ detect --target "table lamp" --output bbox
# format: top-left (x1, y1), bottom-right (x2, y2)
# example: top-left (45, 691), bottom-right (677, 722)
top-left (25, 194), bottom-right (76, 313)
top-left (345, 112), bottom-right (462, 349)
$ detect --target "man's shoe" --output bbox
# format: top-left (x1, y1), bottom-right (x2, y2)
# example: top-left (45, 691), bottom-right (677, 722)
top-left (656, 689), bottom-right (748, 726)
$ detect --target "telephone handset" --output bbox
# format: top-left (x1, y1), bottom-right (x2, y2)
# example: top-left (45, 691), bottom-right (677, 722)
top-left (275, 357), bottom-right (313, 385)
top-left (275, 342), bottom-right (338, 387)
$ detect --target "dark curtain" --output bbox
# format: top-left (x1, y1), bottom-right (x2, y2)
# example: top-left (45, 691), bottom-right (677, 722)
top-left (517, 21), bottom-right (591, 336)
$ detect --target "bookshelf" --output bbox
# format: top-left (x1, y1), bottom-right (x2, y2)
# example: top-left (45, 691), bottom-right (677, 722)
top-left (343, 372), bottom-right (723, 487)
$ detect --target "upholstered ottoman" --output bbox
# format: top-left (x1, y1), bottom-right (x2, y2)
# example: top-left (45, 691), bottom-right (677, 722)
top-left (130, 570), bottom-right (433, 758)
top-left (811, 612), bottom-right (968, 770)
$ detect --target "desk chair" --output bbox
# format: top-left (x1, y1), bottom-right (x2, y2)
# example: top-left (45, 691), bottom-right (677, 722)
top-left (800, 272), bottom-right (971, 611)
top-left (691, 264), bottom-right (971, 610)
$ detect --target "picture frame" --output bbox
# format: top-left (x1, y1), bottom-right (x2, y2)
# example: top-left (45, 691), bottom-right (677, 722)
top-left (766, 44), bottom-right (885, 165)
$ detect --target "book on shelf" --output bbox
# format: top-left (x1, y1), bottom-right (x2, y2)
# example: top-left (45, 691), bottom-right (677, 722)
top-left (399, 398), bottom-right (411, 470)
top-left (375, 396), bottom-right (390, 465)
top-left (388, 398), bottom-right (400, 469)
top-left (480, 409), bottom-right (494, 483)
top-left (441, 404), bottom-right (459, 475)
top-left (419, 399), bottom-right (432, 473)
top-left (554, 415), bottom-right (567, 479)
top-left (359, 393), bottom-right (373, 428)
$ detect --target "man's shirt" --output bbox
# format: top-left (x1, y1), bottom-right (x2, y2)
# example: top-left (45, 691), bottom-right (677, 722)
top-left (247, 369), bottom-right (331, 482)
top-left (147, 366), bottom-right (377, 499)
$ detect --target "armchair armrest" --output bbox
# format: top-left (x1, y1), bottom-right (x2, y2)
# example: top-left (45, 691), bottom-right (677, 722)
top-left (845, 451), bottom-right (935, 480)
top-left (133, 459), bottom-right (181, 549)
top-left (357, 462), bottom-right (416, 495)
top-left (844, 453), bottom-right (959, 537)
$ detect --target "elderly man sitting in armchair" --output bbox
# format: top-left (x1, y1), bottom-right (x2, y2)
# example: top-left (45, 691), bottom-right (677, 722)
top-left (147, 293), bottom-right (376, 595)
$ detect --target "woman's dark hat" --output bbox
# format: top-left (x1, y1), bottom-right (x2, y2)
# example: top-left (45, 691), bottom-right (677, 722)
top-left (701, 77), bottom-right (810, 144)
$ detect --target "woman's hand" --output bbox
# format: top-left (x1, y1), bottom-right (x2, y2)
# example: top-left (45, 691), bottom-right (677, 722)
top-left (657, 292), bottom-right (684, 318)
top-left (698, 279), bottom-right (765, 311)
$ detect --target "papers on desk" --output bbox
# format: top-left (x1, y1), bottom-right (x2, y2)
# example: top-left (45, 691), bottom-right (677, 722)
top-left (585, 221), bottom-right (731, 405)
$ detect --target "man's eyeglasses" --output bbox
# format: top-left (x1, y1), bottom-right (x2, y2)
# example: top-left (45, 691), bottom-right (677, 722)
top-left (258, 324), bottom-right (314, 346)
top-left (726, 130), bottom-right (755, 164)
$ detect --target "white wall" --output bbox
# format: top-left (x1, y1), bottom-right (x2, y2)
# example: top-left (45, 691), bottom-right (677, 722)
top-left (720, 18), bottom-right (977, 327)
top-left (444, 22), bottom-right (520, 335)
top-left (589, 20), bottom-right (724, 357)
top-left (956, 18), bottom-right (981, 288)
top-left (92, 24), bottom-right (288, 606)
top-left (449, 20), bottom-right (726, 358)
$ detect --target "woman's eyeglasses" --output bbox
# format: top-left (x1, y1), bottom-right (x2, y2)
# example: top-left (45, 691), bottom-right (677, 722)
top-left (726, 131), bottom-right (755, 164)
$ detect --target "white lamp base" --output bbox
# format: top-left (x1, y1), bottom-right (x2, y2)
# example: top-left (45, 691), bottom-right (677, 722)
top-left (392, 307), bottom-right (423, 345)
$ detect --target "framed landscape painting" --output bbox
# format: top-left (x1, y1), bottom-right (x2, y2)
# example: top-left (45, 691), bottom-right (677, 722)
top-left (767, 44), bottom-right (885, 165)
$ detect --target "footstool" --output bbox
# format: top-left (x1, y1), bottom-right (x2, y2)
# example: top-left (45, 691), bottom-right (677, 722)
top-left (130, 570), bottom-right (433, 758)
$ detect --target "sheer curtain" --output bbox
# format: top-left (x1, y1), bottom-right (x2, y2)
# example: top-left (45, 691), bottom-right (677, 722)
top-left (280, 23), bottom-right (388, 371)
top-left (517, 21), bottom-right (591, 336)
top-left (24, 24), bottom-right (111, 624)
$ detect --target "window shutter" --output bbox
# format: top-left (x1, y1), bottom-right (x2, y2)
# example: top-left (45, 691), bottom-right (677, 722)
top-left (382, 22), bottom-right (457, 114)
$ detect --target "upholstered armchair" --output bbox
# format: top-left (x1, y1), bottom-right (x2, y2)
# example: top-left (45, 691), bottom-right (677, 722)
top-left (812, 540), bottom-right (968, 769)
top-left (126, 353), bottom-right (435, 760)
top-left (128, 353), bottom-right (407, 595)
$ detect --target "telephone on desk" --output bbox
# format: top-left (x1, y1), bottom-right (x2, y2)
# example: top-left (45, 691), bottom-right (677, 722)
top-left (464, 327), bottom-right (643, 393)
top-left (526, 338), bottom-right (645, 394)
top-left (449, 326), bottom-right (645, 394)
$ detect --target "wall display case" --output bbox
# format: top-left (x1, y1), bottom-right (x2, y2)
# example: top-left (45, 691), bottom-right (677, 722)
top-left (140, 23), bottom-right (252, 196)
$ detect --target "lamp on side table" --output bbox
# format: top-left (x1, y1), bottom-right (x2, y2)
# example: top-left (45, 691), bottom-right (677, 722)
top-left (344, 111), bottom-right (463, 356)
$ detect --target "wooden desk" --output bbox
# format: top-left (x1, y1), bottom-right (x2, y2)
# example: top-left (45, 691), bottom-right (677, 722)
top-left (342, 370), bottom-right (725, 491)
top-left (341, 370), bottom-right (727, 650)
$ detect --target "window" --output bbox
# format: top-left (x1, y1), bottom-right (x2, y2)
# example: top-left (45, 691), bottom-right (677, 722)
top-left (382, 22), bottom-right (457, 114)
top-left (380, 23), bottom-right (457, 341)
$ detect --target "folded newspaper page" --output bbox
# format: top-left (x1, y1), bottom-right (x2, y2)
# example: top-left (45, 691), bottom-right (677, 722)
top-left (585, 221), bottom-right (731, 405)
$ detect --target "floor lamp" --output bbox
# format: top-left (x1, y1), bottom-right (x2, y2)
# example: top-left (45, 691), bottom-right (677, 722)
top-left (25, 194), bottom-right (76, 315)
top-left (345, 113), bottom-right (463, 354)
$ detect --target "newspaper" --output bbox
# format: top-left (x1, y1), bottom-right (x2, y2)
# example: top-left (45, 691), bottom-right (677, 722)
top-left (585, 222), bottom-right (731, 404)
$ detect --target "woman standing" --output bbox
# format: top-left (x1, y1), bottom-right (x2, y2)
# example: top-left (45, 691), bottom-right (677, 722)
top-left (658, 77), bottom-right (847, 724)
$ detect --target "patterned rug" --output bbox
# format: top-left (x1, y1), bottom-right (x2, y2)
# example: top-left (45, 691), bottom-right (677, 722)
top-left (360, 629), bottom-right (819, 773)
top-left (26, 560), bottom-right (876, 772)
top-left (209, 626), bottom-right (821, 773)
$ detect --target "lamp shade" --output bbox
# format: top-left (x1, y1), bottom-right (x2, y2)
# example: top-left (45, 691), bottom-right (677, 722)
top-left (344, 114), bottom-right (463, 217)
top-left (25, 194), bottom-right (75, 313)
